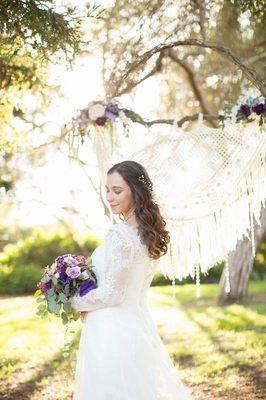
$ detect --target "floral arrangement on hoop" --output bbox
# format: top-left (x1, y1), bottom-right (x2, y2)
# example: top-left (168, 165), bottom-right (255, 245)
top-left (220, 96), bottom-right (266, 127)
top-left (77, 101), bottom-right (125, 131)
top-left (66, 96), bottom-right (265, 152)
top-left (66, 100), bottom-right (130, 156)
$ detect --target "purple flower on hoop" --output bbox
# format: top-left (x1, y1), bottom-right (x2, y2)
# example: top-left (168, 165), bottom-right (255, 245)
top-left (96, 116), bottom-right (107, 126)
top-left (240, 104), bottom-right (251, 117)
top-left (251, 103), bottom-right (264, 115)
top-left (105, 103), bottom-right (119, 122)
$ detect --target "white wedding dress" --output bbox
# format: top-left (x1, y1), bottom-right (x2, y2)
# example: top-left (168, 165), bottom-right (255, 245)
top-left (70, 221), bottom-right (193, 400)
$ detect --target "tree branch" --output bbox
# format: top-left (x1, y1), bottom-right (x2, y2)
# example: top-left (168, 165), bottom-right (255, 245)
top-left (245, 51), bottom-right (266, 65)
top-left (115, 50), bottom-right (164, 98)
top-left (111, 39), bottom-right (265, 98)
top-left (167, 49), bottom-right (218, 127)
top-left (192, 0), bottom-right (207, 40)
top-left (121, 108), bottom-right (222, 127)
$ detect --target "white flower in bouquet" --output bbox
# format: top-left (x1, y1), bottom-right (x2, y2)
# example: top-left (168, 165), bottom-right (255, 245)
top-left (50, 263), bottom-right (57, 273)
top-left (82, 270), bottom-right (91, 279)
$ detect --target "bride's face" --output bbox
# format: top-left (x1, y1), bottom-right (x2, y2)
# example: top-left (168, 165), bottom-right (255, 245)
top-left (105, 172), bottom-right (135, 216)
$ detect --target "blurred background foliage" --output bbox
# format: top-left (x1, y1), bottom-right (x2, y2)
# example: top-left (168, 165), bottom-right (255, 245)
top-left (0, 226), bottom-right (99, 294)
top-left (0, 225), bottom-right (265, 294)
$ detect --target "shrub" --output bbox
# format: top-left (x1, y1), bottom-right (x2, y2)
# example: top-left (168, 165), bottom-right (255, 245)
top-left (0, 230), bottom-right (100, 294)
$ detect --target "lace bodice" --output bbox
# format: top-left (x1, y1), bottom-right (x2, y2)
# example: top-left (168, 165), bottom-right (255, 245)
top-left (70, 222), bottom-right (157, 313)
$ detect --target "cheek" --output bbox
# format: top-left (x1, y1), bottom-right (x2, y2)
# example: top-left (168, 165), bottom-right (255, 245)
top-left (121, 193), bottom-right (131, 204)
top-left (117, 193), bottom-right (124, 202)
top-left (116, 193), bottom-right (126, 203)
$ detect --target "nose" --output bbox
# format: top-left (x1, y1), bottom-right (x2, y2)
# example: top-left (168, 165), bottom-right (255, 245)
top-left (106, 194), bottom-right (114, 204)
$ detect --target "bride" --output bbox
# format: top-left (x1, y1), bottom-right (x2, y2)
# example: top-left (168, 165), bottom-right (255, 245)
top-left (70, 160), bottom-right (193, 399)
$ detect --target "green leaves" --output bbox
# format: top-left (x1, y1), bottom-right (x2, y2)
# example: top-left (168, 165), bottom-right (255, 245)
top-left (61, 312), bottom-right (68, 325)
top-left (36, 296), bottom-right (46, 303)
top-left (63, 302), bottom-right (71, 312)
top-left (51, 276), bottom-right (58, 285)
top-left (36, 302), bottom-right (48, 318)
top-left (48, 299), bottom-right (60, 314)
top-left (37, 303), bottom-right (46, 312)
top-left (64, 284), bottom-right (70, 296)
top-left (59, 292), bottom-right (67, 303)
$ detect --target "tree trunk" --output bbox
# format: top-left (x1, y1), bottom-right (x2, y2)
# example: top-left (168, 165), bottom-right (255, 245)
top-left (217, 205), bottom-right (266, 306)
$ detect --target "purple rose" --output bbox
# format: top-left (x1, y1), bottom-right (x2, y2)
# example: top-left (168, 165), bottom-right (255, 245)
top-left (55, 254), bottom-right (78, 271)
top-left (64, 254), bottom-right (78, 266)
top-left (96, 116), bottom-right (107, 126)
top-left (79, 279), bottom-right (97, 297)
top-left (251, 103), bottom-right (264, 115)
top-left (240, 104), bottom-right (251, 117)
top-left (66, 266), bottom-right (81, 279)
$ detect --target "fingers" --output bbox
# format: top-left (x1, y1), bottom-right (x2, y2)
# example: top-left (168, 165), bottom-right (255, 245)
top-left (79, 311), bottom-right (87, 322)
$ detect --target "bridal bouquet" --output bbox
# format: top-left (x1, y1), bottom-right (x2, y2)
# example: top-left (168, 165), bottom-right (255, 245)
top-left (34, 254), bottom-right (97, 325)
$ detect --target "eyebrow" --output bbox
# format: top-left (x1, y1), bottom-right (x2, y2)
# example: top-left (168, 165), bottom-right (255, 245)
top-left (105, 185), bottom-right (123, 189)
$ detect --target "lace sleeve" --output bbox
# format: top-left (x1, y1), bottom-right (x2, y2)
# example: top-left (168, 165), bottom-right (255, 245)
top-left (70, 224), bottom-right (135, 312)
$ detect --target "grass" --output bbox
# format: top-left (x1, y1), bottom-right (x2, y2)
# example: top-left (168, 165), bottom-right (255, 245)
top-left (0, 282), bottom-right (265, 399)
top-left (149, 281), bottom-right (266, 399)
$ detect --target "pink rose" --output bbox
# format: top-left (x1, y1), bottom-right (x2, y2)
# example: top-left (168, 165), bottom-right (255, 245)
top-left (66, 266), bottom-right (81, 279)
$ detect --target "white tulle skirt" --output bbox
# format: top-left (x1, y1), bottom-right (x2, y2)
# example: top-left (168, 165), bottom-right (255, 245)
top-left (72, 306), bottom-right (193, 400)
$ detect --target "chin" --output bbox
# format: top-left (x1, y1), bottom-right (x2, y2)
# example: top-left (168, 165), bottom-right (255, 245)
top-left (111, 209), bottom-right (120, 214)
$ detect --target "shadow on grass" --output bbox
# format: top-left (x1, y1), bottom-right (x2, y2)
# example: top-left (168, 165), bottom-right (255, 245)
top-left (174, 353), bottom-right (195, 368)
top-left (182, 307), bottom-right (266, 397)
top-left (0, 328), bottom-right (81, 400)
top-left (0, 356), bottom-right (21, 378)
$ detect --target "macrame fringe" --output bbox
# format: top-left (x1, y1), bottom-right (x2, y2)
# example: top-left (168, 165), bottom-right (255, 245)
top-left (159, 140), bottom-right (266, 281)
top-left (91, 119), bottom-right (266, 286)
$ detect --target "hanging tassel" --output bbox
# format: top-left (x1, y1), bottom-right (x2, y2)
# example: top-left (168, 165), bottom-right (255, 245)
top-left (248, 201), bottom-right (256, 258)
top-left (224, 256), bottom-right (231, 294)
top-left (195, 264), bottom-right (201, 298)
top-left (195, 222), bottom-right (201, 298)
top-left (169, 242), bottom-right (176, 305)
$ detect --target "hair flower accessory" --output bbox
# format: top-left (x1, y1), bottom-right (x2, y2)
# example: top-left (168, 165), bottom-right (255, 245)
top-left (138, 174), bottom-right (153, 192)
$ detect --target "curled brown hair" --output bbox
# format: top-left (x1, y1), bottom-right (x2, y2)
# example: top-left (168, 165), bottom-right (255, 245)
top-left (107, 160), bottom-right (170, 260)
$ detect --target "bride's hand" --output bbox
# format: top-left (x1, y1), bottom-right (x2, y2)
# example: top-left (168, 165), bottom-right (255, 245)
top-left (79, 311), bottom-right (88, 321)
